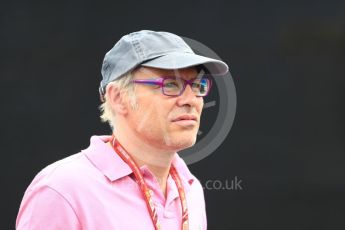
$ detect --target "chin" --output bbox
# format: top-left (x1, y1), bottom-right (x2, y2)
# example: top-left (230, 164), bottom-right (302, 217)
top-left (164, 135), bottom-right (197, 151)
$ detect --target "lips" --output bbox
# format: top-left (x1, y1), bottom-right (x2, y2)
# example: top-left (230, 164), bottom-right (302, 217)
top-left (172, 114), bottom-right (198, 122)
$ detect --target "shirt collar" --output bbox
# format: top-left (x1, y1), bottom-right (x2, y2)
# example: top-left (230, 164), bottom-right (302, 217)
top-left (83, 135), bottom-right (195, 187)
top-left (84, 135), bottom-right (133, 181)
top-left (171, 152), bottom-right (195, 187)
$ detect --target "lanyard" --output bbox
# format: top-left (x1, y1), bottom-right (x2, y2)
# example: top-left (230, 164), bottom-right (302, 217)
top-left (110, 136), bottom-right (189, 230)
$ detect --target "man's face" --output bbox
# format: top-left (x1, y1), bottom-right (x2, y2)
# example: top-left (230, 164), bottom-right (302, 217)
top-left (125, 66), bottom-right (204, 152)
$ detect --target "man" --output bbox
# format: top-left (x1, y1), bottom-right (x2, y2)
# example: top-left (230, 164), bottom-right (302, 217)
top-left (16, 30), bottom-right (228, 229)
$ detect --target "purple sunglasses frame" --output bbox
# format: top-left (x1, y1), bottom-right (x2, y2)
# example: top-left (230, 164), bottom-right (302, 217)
top-left (132, 76), bottom-right (213, 97)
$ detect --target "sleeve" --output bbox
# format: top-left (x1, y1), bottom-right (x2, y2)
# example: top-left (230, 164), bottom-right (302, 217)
top-left (16, 185), bottom-right (81, 230)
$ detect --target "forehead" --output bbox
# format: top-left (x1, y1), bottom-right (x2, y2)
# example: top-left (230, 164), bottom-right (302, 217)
top-left (134, 66), bottom-right (199, 80)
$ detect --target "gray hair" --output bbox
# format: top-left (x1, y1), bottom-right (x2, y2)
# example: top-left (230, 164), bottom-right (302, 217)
top-left (99, 71), bottom-right (137, 131)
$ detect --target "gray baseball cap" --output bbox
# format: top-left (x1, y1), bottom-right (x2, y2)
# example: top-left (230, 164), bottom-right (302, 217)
top-left (99, 30), bottom-right (228, 100)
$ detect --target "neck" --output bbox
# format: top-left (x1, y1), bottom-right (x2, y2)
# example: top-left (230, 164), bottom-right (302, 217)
top-left (113, 128), bottom-right (176, 197)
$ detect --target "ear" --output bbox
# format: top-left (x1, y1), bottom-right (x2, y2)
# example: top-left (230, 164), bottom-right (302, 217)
top-left (106, 84), bottom-right (128, 115)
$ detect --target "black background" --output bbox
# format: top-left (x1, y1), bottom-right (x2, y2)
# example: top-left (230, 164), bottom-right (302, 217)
top-left (1, 0), bottom-right (345, 229)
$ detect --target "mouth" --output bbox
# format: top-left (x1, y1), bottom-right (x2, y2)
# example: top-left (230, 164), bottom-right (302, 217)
top-left (172, 114), bottom-right (198, 122)
top-left (171, 114), bottom-right (198, 127)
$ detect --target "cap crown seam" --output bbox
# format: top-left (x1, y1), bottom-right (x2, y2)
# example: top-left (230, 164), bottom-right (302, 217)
top-left (131, 34), bottom-right (145, 60)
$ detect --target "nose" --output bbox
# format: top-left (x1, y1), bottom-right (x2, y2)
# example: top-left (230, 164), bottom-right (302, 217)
top-left (176, 84), bottom-right (201, 108)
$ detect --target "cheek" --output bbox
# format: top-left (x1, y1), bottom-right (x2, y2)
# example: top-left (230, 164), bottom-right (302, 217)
top-left (150, 102), bottom-right (172, 126)
top-left (196, 99), bottom-right (204, 115)
top-left (133, 97), bottom-right (170, 130)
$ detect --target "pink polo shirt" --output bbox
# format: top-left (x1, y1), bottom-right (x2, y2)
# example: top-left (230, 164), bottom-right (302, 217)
top-left (16, 135), bottom-right (207, 229)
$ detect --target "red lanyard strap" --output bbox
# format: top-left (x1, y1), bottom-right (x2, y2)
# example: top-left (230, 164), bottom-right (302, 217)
top-left (170, 166), bottom-right (189, 230)
top-left (110, 136), bottom-right (189, 230)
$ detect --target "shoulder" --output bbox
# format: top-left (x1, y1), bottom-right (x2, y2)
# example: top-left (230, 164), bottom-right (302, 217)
top-left (16, 153), bottom-right (91, 229)
top-left (27, 151), bottom-right (99, 194)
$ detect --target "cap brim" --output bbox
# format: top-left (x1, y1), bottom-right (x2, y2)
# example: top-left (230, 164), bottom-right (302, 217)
top-left (141, 52), bottom-right (229, 75)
